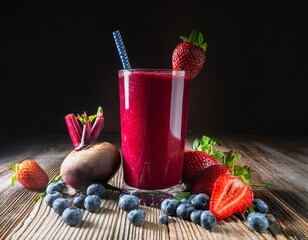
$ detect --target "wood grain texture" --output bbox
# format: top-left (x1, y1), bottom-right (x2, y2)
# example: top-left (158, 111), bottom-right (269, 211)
top-left (0, 133), bottom-right (307, 240)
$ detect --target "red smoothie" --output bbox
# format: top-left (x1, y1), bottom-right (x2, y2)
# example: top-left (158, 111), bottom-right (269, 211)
top-left (119, 69), bottom-right (191, 190)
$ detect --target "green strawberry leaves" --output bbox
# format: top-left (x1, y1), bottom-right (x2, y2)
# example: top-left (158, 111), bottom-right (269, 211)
top-left (180, 30), bottom-right (207, 52)
top-left (193, 135), bottom-right (215, 152)
top-left (223, 149), bottom-right (241, 168)
top-left (193, 135), bottom-right (224, 160)
top-left (223, 150), bottom-right (251, 183)
top-left (175, 191), bottom-right (191, 201)
top-left (234, 165), bottom-right (251, 183)
top-left (10, 163), bottom-right (18, 186)
top-left (175, 184), bottom-right (192, 200)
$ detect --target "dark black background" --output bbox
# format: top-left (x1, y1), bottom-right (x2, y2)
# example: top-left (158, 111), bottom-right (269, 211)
top-left (1, 0), bottom-right (308, 136)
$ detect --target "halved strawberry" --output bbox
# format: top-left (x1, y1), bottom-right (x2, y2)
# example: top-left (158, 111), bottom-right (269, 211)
top-left (210, 174), bottom-right (254, 220)
top-left (191, 164), bottom-right (230, 195)
top-left (11, 159), bottom-right (49, 191)
top-left (172, 30), bottom-right (207, 79)
top-left (183, 150), bottom-right (218, 184)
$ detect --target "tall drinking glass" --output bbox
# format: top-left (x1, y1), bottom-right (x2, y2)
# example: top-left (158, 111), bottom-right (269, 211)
top-left (118, 69), bottom-right (191, 196)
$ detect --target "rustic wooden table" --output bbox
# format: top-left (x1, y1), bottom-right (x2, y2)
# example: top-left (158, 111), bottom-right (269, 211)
top-left (0, 132), bottom-right (307, 240)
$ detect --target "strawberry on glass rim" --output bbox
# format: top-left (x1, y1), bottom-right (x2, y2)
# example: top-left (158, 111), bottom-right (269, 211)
top-left (172, 30), bottom-right (207, 79)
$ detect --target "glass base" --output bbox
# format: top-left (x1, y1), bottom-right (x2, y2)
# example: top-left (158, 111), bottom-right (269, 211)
top-left (122, 182), bottom-right (186, 207)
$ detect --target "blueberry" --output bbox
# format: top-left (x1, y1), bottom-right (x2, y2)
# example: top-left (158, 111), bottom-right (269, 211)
top-left (253, 199), bottom-right (269, 214)
top-left (84, 195), bottom-right (101, 212)
top-left (128, 209), bottom-right (145, 226)
top-left (58, 179), bottom-right (66, 186)
top-left (191, 193), bottom-right (210, 210)
top-left (159, 214), bottom-right (169, 224)
top-left (188, 194), bottom-right (197, 201)
top-left (118, 194), bottom-right (140, 212)
top-left (176, 202), bottom-right (195, 220)
top-left (200, 210), bottom-right (217, 230)
top-left (73, 195), bottom-right (86, 209)
top-left (190, 210), bottom-right (203, 224)
top-left (86, 183), bottom-right (106, 199)
top-left (61, 207), bottom-right (83, 226)
top-left (247, 212), bottom-right (269, 231)
top-left (46, 182), bottom-right (63, 194)
top-left (52, 198), bottom-right (71, 215)
top-left (180, 198), bottom-right (190, 204)
top-left (161, 198), bottom-right (180, 216)
top-left (265, 213), bottom-right (277, 226)
top-left (45, 191), bottom-right (63, 206)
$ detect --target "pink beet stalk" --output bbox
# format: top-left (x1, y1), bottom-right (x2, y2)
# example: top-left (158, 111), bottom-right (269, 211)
top-left (65, 106), bottom-right (104, 150)
top-left (65, 114), bottom-right (82, 148)
top-left (91, 106), bottom-right (104, 143)
top-left (77, 119), bottom-right (91, 150)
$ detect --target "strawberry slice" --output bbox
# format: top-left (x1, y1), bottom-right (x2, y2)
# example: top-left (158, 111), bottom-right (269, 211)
top-left (191, 164), bottom-right (230, 195)
top-left (210, 174), bottom-right (254, 220)
top-left (183, 150), bottom-right (218, 184)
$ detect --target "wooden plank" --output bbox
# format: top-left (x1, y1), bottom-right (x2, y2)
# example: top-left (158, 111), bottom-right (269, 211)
top-left (1, 133), bottom-right (308, 239)
top-left (213, 134), bottom-right (308, 220)
top-left (0, 135), bottom-right (73, 239)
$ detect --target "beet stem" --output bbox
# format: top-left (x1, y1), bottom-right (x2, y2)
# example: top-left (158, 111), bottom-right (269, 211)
top-left (77, 119), bottom-right (91, 150)
top-left (65, 114), bottom-right (82, 148)
top-left (91, 106), bottom-right (104, 143)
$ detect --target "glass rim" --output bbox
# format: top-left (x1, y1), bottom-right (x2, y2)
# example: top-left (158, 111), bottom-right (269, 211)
top-left (119, 69), bottom-right (185, 74)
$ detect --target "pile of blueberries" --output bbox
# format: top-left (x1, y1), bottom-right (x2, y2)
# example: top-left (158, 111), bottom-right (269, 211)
top-left (44, 180), bottom-right (277, 231)
top-left (44, 180), bottom-right (106, 226)
top-left (159, 194), bottom-right (277, 232)
top-left (159, 193), bottom-right (216, 230)
top-left (118, 192), bottom-right (277, 232)
top-left (118, 193), bottom-right (217, 229)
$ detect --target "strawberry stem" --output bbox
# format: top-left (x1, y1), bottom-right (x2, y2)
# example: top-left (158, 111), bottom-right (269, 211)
top-left (180, 30), bottom-right (207, 52)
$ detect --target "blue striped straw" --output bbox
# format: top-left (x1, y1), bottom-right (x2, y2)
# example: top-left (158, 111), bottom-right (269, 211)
top-left (113, 30), bottom-right (131, 69)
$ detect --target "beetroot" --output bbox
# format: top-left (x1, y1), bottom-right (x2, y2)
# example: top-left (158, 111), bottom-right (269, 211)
top-left (61, 107), bottom-right (121, 192)
top-left (60, 142), bottom-right (121, 192)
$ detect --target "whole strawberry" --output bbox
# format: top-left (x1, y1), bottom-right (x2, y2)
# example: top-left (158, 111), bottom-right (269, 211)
top-left (172, 30), bottom-right (207, 79)
top-left (11, 159), bottom-right (49, 191)
top-left (191, 164), bottom-right (230, 195)
top-left (183, 150), bottom-right (218, 184)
